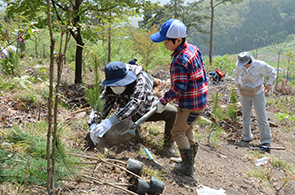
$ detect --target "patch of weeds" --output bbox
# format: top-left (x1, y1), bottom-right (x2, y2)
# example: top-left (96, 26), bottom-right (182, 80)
top-left (69, 117), bottom-right (89, 132)
top-left (0, 125), bottom-right (82, 186)
top-left (208, 125), bottom-right (226, 145)
top-left (10, 83), bottom-right (49, 107)
top-left (265, 97), bottom-right (275, 107)
top-left (64, 117), bottom-right (90, 150)
top-left (250, 150), bottom-right (264, 159)
top-left (37, 59), bottom-right (44, 64)
top-left (247, 167), bottom-right (269, 181)
top-left (142, 166), bottom-right (163, 180)
top-left (0, 76), bottom-right (16, 93)
top-left (12, 75), bottom-right (33, 89)
top-left (34, 65), bottom-right (49, 82)
top-left (197, 117), bottom-right (212, 128)
top-left (84, 85), bottom-right (104, 112)
top-left (1, 51), bottom-right (20, 77)
top-left (193, 130), bottom-right (203, 142)
top-left (137, 147), bottom-right (146, 156)
top-left (275, 110), bottom-right (295, 131)
top-left (247, 156), bottom-right (295, 194)
top-left (207, 91), bottom-right (227, 146)
top-left (140, 122), bottom-right (164, 149)
top-left (271, 158), bottom-right (294, 172)
top-left (57, 92), bottom-right (71, 109)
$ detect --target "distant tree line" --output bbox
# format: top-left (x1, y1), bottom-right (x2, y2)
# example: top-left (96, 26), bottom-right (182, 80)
top-left (190, 0), bottom-right (295, 56)
top-left (139, 0), bottom-right (295, 57)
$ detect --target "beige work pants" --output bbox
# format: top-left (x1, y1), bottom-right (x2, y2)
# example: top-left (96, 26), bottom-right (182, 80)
top-left (172, 107), bottom-right (205, 150)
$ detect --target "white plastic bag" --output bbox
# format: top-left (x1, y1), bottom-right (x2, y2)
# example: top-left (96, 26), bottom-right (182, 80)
top-left (196, 185), bottom-right (227, 195)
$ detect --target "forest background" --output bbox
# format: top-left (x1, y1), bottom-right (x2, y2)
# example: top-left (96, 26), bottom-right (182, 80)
top-left (1, 0), bottom-right (295, 84)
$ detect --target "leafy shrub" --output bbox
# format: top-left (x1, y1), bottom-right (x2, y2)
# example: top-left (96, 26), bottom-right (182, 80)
top-left (209, 54), bottom-right (236, 76)
top-left (1, 51), bottom-right (20, 77)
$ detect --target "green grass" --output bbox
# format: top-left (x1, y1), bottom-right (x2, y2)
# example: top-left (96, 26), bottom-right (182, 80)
top-left (0, 123), bottom-right (82, 186)
top-left (271, 158), bottom-right (294, 172)
top-left (246, 155), bottom-right (295, 194)
top-left (197, 116), bottom-right (212, 128)
top-left (140, 122), bottom-right (165, 149)
top-left (10, 82), bottom-right (49, 107)
top-left (0, 76), bottom-right (16, 94)
top-left (247, 167), bottom-right (269, 181)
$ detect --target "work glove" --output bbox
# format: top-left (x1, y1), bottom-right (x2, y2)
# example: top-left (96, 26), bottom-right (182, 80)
top-left (90, 126), bottom-right (100, 145)
top-left (152, 100), bottom-right (166, 114)
top-left (90, 119), bottom-right (112, 145)
top-left (87, 109), bottom-right (97, 126)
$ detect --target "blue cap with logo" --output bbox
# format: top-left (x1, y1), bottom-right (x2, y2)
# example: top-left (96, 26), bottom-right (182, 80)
top-left (150, 19), bottom-right (187, 43)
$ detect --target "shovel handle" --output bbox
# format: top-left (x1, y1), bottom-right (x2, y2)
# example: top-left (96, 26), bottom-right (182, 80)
top-left (134, 107), bottom-right (157, 126)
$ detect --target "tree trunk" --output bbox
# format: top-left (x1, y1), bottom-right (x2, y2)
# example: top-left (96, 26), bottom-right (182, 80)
top-left (73, 0), bottom-right (84, 84)
top-left (209, 0), bottom-right (214, 67)
top-left (108, 11), bottom-right (111, 63)
top-left (75, 27), bottom-right (84, 84)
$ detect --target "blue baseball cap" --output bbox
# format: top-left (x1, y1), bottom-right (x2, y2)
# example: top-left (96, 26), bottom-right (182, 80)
top-left (150, 19), bottom-right (187, 43)
top-left (101, 62), bottom-right (137, 87)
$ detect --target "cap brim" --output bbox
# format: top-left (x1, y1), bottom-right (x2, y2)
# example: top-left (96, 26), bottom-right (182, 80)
top-left (101, 71), bottom-right (137, 87)
top-left (150, 32), bottom-right (168, 43)
top-left (237, 59), bottom-right (251, 67)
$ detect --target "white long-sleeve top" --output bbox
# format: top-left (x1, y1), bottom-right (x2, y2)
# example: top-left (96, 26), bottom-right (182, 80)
top-left (234, 58), bottom-right (276, 94)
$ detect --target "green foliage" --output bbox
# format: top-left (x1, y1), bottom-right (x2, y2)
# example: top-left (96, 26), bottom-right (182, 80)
top-left (84, 85), bottom-right (104, 113)
top-left (1, 51), bottom-right (20, 77)
top-left (209, 54), bottom-right (236, 76)
top-left (10, 82), bottom-right (49, 107)
top-left (197, 116), bottom-right (212, 128)
top-left (139, 0), bottom-right (208, 35)
top-left (149, 44), bottom-right (172, 71)
top-left (275, 111), bottom-right (295, 132)
top-left (272, 96), bottom-right (295, 131)
top-left (247, 167), bottom-right (269, 181)
top-left (84, 46), bottom-right (105, 113)
top-left (271, 158), bottom-right (294, 172)
top-left (0, 125), bottom-right (80, 186)
top-left (282, 48), bottom-right (295, 83)
top-left (129, 25), bottom-right (159, 70)
top-left (0, 77), bottom-right (16, 94)
top-left (212, 92), bottom-right (226, 121)
top-left (207, 91), bottom-right (226, 145)
top-left (247, 156), bottom-right (295, 193)
top-left (12, 75), bottom-right (33, 89)
top-left (34, 65), bottom-right (48, 82)
top-left (226, 87), bottom-right (239, 123)
top-left (190, 0), bottom-right (295, 56)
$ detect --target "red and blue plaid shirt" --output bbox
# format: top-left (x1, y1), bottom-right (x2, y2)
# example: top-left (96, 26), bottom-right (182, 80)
top-left (160, 41), bottom-right (208, 110)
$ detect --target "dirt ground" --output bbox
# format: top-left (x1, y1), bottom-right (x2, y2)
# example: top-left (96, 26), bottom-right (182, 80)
top-left (1, 63), bottom-right (295, 195)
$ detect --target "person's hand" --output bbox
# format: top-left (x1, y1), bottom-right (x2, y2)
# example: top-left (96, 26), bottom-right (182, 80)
top-left (93, 119), bottom-right (112, 137)
top-left (265, 84), bottom-right (272, 93)
top-left (152, 100), bottom-right (166, 113)
top-left (238, 84), bottom-right (241, 89)
top-left (89, 119), bottom-right (112, 145)
top-left (90, 128), bottom-right (100, 145)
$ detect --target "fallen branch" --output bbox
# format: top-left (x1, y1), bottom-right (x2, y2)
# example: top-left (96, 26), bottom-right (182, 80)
top-left (82, 175), bottom-right (137, 195)
top-left (71, 107), bottom-right (90, 115)
top-left (69, 153), bottom-right (141, 179)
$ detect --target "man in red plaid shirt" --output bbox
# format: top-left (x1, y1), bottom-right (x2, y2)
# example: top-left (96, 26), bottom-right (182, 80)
top-left (150, 19), bottom-right (208, 176)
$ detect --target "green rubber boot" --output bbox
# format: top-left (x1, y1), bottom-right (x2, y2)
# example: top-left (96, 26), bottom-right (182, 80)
top-left (170, 142), bottom-right (199, 163)
top-left (191, 142), bottom-right (199, 164)
top-left (173, 148), bottom-right (194, 176)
